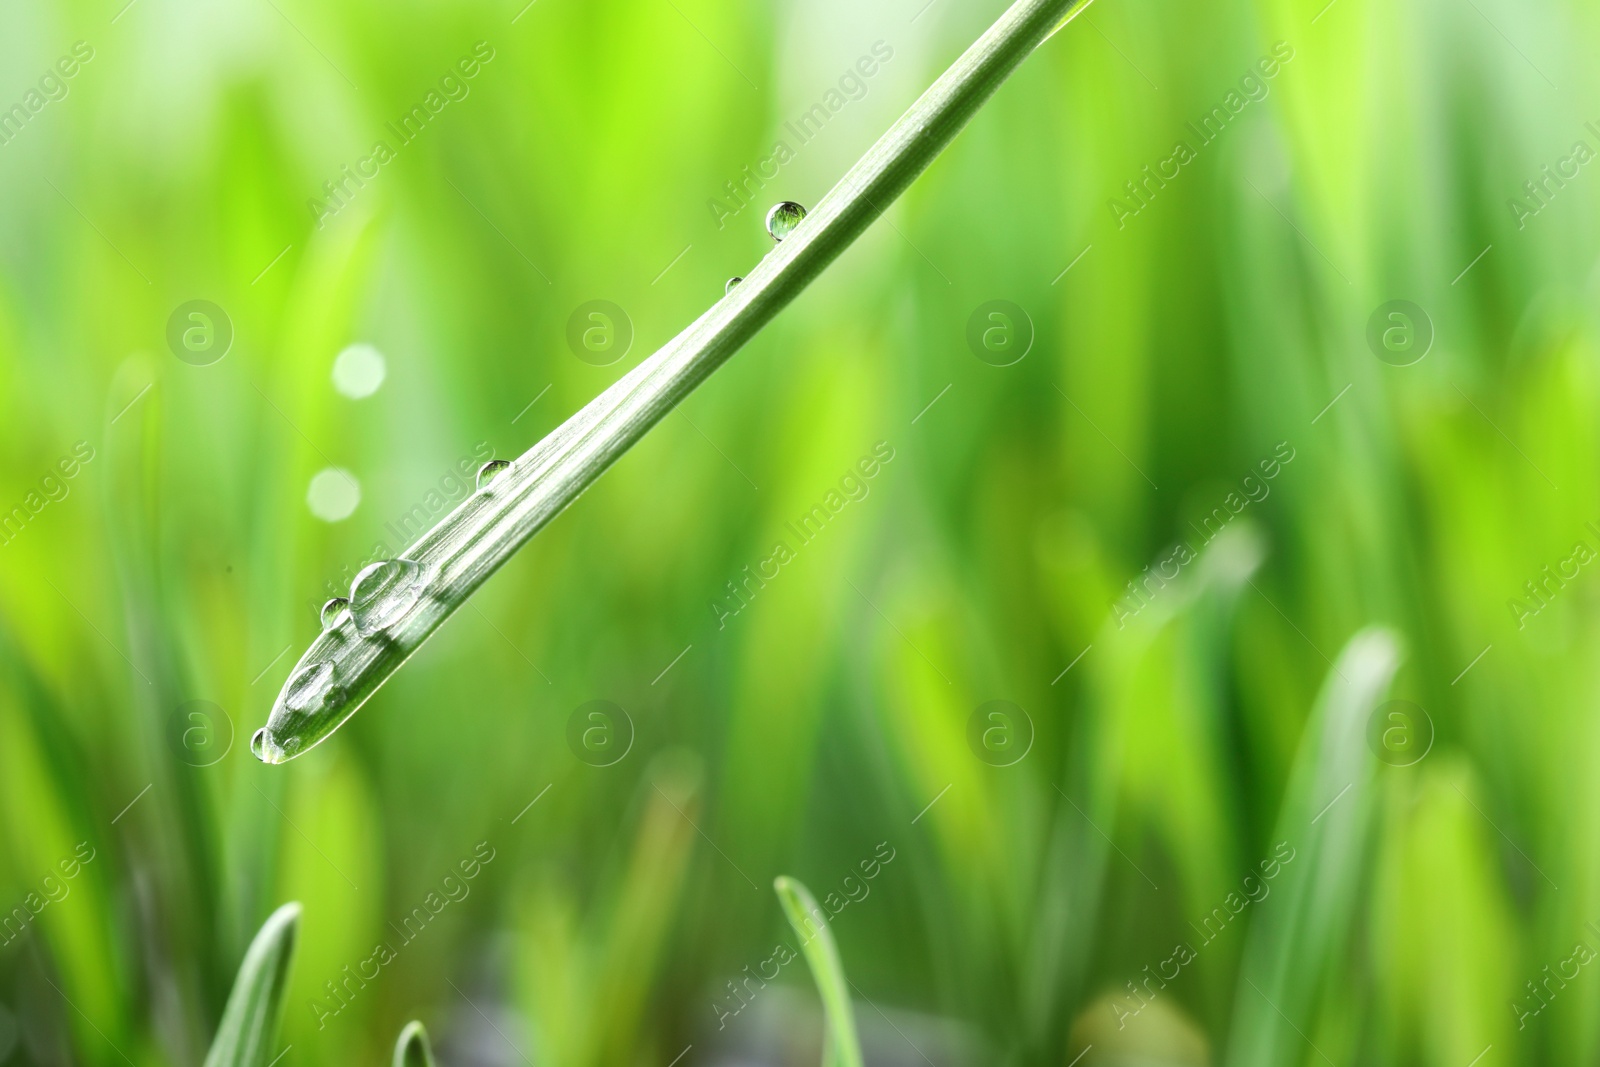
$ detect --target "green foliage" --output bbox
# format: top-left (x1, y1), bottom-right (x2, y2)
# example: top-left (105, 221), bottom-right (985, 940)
top-left (775, 877), bottom-right (864, 1067)
top-left (203, 904), bottom-right (301, 1067)
top-left (1, 0), bottom-right (1597, 1062)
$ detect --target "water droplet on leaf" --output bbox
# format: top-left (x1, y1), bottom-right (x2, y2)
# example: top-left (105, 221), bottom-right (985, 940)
top-left (320, 597), bottom-right (349, 629)
top-left (477, 460), bottom-right (512, 490)
top-left (349, 558), bottom-right (424, 636)
top-left (765, 202), bottom-right (807, 242)
top-left (726, 276), bottom-right (743, 294)
top-left (251, 727), bottom-right (282, 764)
top-left (285, 661), bottom-right (336, 711)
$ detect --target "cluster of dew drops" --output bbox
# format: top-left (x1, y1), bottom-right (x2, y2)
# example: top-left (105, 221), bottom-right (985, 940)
top-left (252, 203), bottom-right (809, 764)
top-left (726, 200), bottom-right (807, 294)
top-left (249, 459), bottom-right (514, 762)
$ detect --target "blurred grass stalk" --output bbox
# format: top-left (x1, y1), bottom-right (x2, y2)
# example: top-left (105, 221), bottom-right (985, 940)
top-left (515, 753), bottom-right (701, 1066)
top-left (775, 877), bottom-right (864, 1067)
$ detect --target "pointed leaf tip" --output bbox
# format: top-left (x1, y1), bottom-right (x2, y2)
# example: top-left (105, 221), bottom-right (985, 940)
top-left (394, 1020), bottom-right (438, 1067)
top-left (774, 876), bottom-right (863, 1067)
top-left (204, 902), bottom-right (301, 1067)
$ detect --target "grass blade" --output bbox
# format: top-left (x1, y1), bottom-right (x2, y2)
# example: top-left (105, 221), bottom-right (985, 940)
top-left (393, 1021), bottom-right (438, 1067)
top-left (1224, 628), bottom-right (1402, 1066)
top-left (774, 876), bottom-right (863, 1067)
top-left (252, 0), bottom-right (1096, 763)
top-left (203, 902), bottom-right (301, 1067)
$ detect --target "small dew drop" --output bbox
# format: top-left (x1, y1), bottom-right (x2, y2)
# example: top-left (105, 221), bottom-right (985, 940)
top-left (349, 558), bottom-right (424, 636)
top-left (320, 597), bottom-right (350, 629)
top-left (765, 201), bottom-right (807, 242)
top-left (251, 727), bottom-right (289, 764)
top-left (477, 459), bottom-right (513, 491)
top-left (726, 276), bottom-right (743, 294)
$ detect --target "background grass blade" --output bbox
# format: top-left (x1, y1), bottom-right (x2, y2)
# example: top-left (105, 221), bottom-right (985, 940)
top-left (203, 902), bottom-right (301, 1067)
top-left (1225, 629), bottom-right (1402, 1066)
top-left (253, 0), bottom-right (1097, 764)
top-left (775, 876), bottom-right (864, 1067)
top-left (514, 752), bottom-right (703, 1067)
top-left (392, 1021), bottom-right (437, 1067)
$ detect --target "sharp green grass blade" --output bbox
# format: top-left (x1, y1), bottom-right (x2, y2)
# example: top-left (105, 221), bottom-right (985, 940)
top-left (204, 902), bottom-right (301, 1067)
top-left (393, 1021), bottom-right (438, 1067)
top-left (774, 876), bottom-right (863, 1067)
top-left (252, 0), bottom-right (1097, 763)
top-left (1224, 629), bottom-right (1402, 1067)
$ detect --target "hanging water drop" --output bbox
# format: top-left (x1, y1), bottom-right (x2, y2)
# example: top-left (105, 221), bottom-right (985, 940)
top-left (349, 558), bottom-right (424, 636)
top-left (251, 727), bottom-right (281, 764)
top-left (726, 276), bottom-right (743, 294)
top-left (477, 460), bottom-right (512, 490)
top-left (765, 201), bottom-right (807, 242)
top-left (320, 597), bottom-right (350, 629)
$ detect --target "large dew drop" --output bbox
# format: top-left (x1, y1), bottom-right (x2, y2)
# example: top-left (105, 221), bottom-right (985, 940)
top-left (765, 201), bottom-right (807, 242)
top-left (285, 661), bottom-right (337, 711)
top-left (477, 460), bottom-right (512, 491)
top-left (320, 597), bottom-right (349, 629)
top-left (349, 558), bottom-right (424, 636)
top-left (725, 276), bottom-right (743, 294)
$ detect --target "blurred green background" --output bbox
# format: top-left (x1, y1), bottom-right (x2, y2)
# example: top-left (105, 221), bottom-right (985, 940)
top-left (1, 0), bottom-right (1596, 1062)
